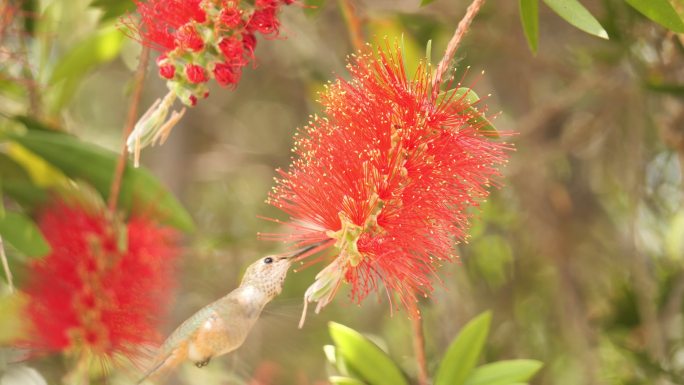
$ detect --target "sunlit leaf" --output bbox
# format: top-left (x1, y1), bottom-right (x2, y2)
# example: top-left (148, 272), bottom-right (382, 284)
top-left (0, 295), bottom-right (28, 344)
top-left (434, 312), bottom-right (492, 385)
top-left (324, 345), bottom-right (338, 365)
top-left (369, 19), bottom-right (422, 76)
top-left (519, 0), bottom-right (539, 53)
top-left (11, 130), bottom-right (195, 232)
top-left (329, 376), bottom-right (367, 385)
top-left (542, 0), bottom-right (608, 39)
top-left (0, 212), bottom-right (50, 258)
top-left (421, 0), bottom-right (437, 6)
top-left (666, 211), bottom-right (684, 260)
top-left (624, 0), bottom-right (684, 33)
top-left (329, 322), bottom-right (409, 385)
top-left (464, 360), bottom-right (543, 385)
top-left (48, 25), bottom-right (125, 110)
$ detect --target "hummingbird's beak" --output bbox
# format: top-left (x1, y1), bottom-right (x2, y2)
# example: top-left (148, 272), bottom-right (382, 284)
top-left (281, 242), bottom-right (325, 260)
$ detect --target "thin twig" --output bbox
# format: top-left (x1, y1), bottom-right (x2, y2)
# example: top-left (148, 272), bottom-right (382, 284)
top-left (338, 0), bottom-right (364, 52)
top-left (0, 236), bottom-right (14, 293)
top-left (108, 45), bottom-right (150, 215)
top-left (432, 0), bottom-right (486, 95)
top-left (408, 301), bottom-right (429, 385)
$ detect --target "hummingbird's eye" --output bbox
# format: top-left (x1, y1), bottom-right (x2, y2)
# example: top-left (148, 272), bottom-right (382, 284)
top-left (264, 257), bottom-right (274, 264)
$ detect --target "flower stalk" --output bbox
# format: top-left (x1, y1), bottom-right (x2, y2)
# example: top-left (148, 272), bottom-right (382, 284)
top-left (108, 45), bottom-right (150, 212)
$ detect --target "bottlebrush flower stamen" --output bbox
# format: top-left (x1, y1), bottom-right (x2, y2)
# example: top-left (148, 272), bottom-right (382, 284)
top-left (266, 43), bottom-right (512, 323)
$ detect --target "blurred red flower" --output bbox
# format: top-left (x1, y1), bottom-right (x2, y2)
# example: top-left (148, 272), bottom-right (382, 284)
top-left (267, 45), bottom-right (511, 318)
top-left (25, 200), bottom-right (179, 359)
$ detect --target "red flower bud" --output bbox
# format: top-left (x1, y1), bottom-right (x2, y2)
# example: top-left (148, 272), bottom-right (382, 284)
top-left (242, 33), bottom-right (257, 57)
top-left (247, 7), bottom-right (279, 36)
top-left (213, 62), bottom-right (242, 87)
top-left (176, 24), bottom-right (204, 52)
top-left (218, 7), bottom-right (244, 29)
top-left (185, 64), bottom-right (207, 83)
top-left (218, 36), bottom-right (245, 64)
top-left (159, 64), bottom-right (176, 79)
top-left (256, 0), bottom-right (278, 8)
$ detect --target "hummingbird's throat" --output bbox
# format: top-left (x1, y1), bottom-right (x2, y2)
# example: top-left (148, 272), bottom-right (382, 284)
top-left (325, 194), bottom-right (385, 267)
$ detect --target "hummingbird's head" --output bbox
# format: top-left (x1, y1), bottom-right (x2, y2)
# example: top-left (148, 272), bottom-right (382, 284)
top-left (240, 244), bottom-right (318, 299)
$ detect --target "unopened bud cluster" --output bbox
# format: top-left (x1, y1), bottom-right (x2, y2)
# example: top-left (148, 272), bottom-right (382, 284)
top-left (134, 0), bottom-right (293, 106)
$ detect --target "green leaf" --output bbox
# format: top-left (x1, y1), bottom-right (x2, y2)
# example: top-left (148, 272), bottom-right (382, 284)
top-left (48, 25), bottom-right (124, 110)
top-left (0, 153), bottom-right (48, 208)
top-left (0, 212), bottom-right (50, 258)
top-left (329, 322), bottom-right (409, 385)
top-left (519, 0), bottom-right (539, 53)
top-left (0, 295), bottom-right (28, 343)
top-left (11, 130), bottom-right (195, 232)
top-left (324, 345), bottom-right (338, 366)
top-left (438, 88), bottom-right (499, 137)
top-left (329, 376), bottom-right (367, 385)
top-left (542, 0), bottom-right (609, 39)
top-left (90, 0), bottom-right (137, 22)
top-left (624, 0), bottom-right (684, 33)
top-left (464, 360), bottom-right (543, 385)
top-left (21, 0), bottom-right (37, 36)
top-left (421, 0), bottom-right (437, 6)
top-left (434, 311), bottom-right (492, 385)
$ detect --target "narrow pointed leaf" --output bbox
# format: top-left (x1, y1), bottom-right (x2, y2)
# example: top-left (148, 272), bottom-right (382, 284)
top-left (434, 311), bottom-right (492, 385)
top-left (542, 0), bottom-right (608, 39)
top-left (519, 0), bottom-right (539, 53)
top-left (464, 360), bottom-right (543, 385)
top-left (329, 322), bottom-right (409, 385)
top-left (624, 0), bottom-right (684, 33)
top-left (0, 212), bottom-right (50, 258)
top-left (438, 88), bottom-right (499, 137)
top-left (11, 131), bottom-right (194, 232)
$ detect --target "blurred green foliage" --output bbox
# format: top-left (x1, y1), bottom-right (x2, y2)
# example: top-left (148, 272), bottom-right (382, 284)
top-left (1, 0), bottom-right (684, 384)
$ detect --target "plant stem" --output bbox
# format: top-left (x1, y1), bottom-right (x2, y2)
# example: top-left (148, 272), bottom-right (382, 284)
top-left (0, 236), bottom-right (14, 293)
top-left (432, 0), bottom-right (486, 95)
top-left (408, 300), bottom-right (429, 385)
top-left (108, 45), bottom-right (150, 216)
top-left (338, 0), bottom-right (364, 51)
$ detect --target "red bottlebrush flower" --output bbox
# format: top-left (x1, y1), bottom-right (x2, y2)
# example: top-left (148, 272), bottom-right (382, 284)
top-left (267, 45), bottom-right (511, 319)
top-left (131, 0), bottom-right (206, 51)
top-left (185, 63), bottom-right (207, 83)
top-left (127, 0), bottom-right (292, 108)
top-left (25, 201), bottom-right (179, 359)
top-left (213, 62), bottom-right (242, 87)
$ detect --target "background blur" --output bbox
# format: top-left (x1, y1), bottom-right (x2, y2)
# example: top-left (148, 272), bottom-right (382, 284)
top-left (3, 0), bottom-right (684, 384)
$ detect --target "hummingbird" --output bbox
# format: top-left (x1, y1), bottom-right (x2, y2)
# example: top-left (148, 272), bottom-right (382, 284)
top-left (136, 245), bottom-right (316, 384)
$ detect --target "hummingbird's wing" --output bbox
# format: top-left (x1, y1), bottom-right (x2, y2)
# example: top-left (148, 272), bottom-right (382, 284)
top-left (136, 303), bottom-right (221, 384)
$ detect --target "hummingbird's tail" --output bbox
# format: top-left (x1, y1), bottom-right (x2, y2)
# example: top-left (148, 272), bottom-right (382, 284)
top-left (135, 346), bottom-right (186, 385)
